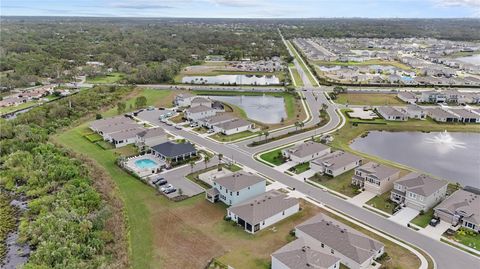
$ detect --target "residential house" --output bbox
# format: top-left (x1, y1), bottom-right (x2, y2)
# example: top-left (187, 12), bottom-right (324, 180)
top-left (206, 172), bottom-right (266, 205)
top-left (310, 151), bottom-right (362, 177)
top-left (227, 190), bottom-right (299, 234)
top-left (89, 116), bottom-right (136, 134)
top-left (352, 162), bottom-right (401, 195)
top-left (282, 141), bottom-right (331, 164)
top-left (295, 214), bottom-right (385, 269)
top-left (376, 106), bottom-right (408, 121)
top-left (136, 127), bottom-right (168, 148)
top-left (108, 127), bottom-right (145, 148)
top-left (420, 91), bottom-right (447, 103)
top-left (426, 107), bottom-right (459, 123)
top-left (271, 238), bottom-right (341, 269)
top-left (402, 104), bottom-right (426, 119)
top-left (185, 105), bottom-right (217, 121)
top-left (150, 141), bottom-right (197, 164)
top-left (190, 97), bottom-right (212, 108)
top-left (174, 93), bottom-right (196, 107)
top-left (434, 188), bottom-right (480, 233)
top-left (390, 173), bottom-right (448, 211)
top-left (198, 113), bottom-right (236, 129)
top-left (212, 118), bottom-right (255, 135)
top-left (397, 91), bottom-right (418, 104)
top-left (448, 109), bottom-right (480, 123)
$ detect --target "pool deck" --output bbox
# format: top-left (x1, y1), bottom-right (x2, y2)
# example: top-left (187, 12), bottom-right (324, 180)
top-left (125, 154), bottom-right (166, 177)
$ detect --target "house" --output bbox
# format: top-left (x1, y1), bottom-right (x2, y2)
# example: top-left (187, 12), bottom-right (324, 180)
top-left (420, 91), bottom-right (447, 103)
top-left (185, 105), bottom-right (217, 121)
top-left (434, 188), bottom-right (480, 233)
top-left (206, 172), bottom-right (266, 205)
top-left (397, 92), bottom-right (418, 104)
top-left (197, 113), bottom-right (236, 129)
top-left (107, 127), bottom-right (145, 148)
top-left (448, 109), bottom-right (480, 123)
top-left (310, 151), bottom-right (362, 177)
top-left (227, 190), bottom-right (299, 234)
top-left (390, 173), bottom-right (448, 211)
top-left (212, 118), bottom-right (254, 135)
top-left (271, 238), bottom-right (341, 269)
top-left (150, 141), bottom-right (197, 164)
top-left (376, 106), bottom-right (408, 121)
top-left (136, 127), bottom-right (168, 148)
top-left (295, 214), bottom-right (384, 269)
top-left (426, 107), bottom-right (459, 123)
top-left (402, 104), bottom-right (426, 119)
top-left (282, 141), bottom-right (331, 164)
top-left (352, 162), bottom-right (401, 195)
top-left (89, 116), bottom-right (136, 134)
top-left (190, 97), bottom-right (212, 108)
top-left (174, 93), bottom-right (196, 107)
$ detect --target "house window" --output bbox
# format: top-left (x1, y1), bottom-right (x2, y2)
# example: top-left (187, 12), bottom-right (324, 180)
top-left (282, 211), bottom-right (285, 216)
top-left (230, 191), bottom-right (232, 196)
top-left (321, 243), bottom-right (324, 248)
top-left (220, 186), bottom-right (222, 190)
top-left (262, 221), bottom-right (265, 225)
top-left (237, 191), bottom-right (239, 196)
top-left (331, 249), bottom-right (334, 254)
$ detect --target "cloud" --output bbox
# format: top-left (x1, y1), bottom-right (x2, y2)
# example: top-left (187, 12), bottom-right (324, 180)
top-left (434, 0), bottom-right (480, 7)
top-left (111, 3), bottom-right (174, 9)
top-left (209, 0), bottom-right (261, 7)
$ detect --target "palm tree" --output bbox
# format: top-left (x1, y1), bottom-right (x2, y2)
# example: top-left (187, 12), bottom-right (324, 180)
top-left (189, 160), bottom-right (195, 173)
top-left (299, 121), bottom-right (305, 130)
top-left (264, 131), bottom-right (270, 142)
top-left (204, 155), bottom-right (210, 169)
top-left (218, 153), bottom-right (223, 171)
top-left (294, 121), bottom-right (300, 131)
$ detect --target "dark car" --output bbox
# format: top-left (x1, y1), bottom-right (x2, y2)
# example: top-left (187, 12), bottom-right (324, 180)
top-left (429, 218), bottom-right (440, 227)
top-left (156, 179), bottom-right (168, 186)
top-left (164, 188), bottom-right (176, 194)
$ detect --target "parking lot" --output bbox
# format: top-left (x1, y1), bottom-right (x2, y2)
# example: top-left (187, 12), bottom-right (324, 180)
top-left (137, 109), bottom-right (176, 126)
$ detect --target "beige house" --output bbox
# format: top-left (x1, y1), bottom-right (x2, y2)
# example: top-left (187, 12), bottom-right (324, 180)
top-left (352, 162), bottom-right (401, 195)
top-left (310, 151), bottom-right (362, 177)
top-left (282, 141), bottom-right (331, 164)
top-left (434, 189), bottom-right (480, 233)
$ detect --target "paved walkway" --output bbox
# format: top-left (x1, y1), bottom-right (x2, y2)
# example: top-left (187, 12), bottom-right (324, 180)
top-left (275, 161), bottom-right (296, 172)
top-left (348, 191), bottom-right (376, 206)
top-left (419, 220), bottom-right (451, 240)
top-left (294, 170), bottom-right (316, 181)
top-left (389, 207), bottom-right (419, 226)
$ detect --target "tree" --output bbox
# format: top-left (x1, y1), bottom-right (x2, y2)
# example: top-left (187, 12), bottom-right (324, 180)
top-left (204, 155), bottom-right (210, 169)
top-left (321, 103), bottom-right (328, 111)
top-left (135, 96), bottom-right (147, 109)
top-left (95, 114), bottom-right (102, 120)
top-left (178, 188), bottom-right (183, 196)
top-left (218, 153), bottom-right (223, 171)
top-left (294, 121), bottom-right (300, 131)
top-left (299, 121), bottom-right (305, 130)
top-left (264, 131), bottom-right (270, 142)
top-left (189, 160), bottom-right (195, 173)
top-left (117, 102), bottom-right (126, 114)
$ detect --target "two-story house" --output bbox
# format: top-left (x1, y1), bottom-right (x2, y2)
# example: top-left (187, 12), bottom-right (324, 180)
top-left (351, 162), bottom-right (401, 195)
top-left (310, 151), bottom-right (362, 177)
top-left (205, 172), bottom-right (266, 206)
top-left (390, 173), bottom-right (448, 211)
top-left (434, 188), bottom-right (480, 233)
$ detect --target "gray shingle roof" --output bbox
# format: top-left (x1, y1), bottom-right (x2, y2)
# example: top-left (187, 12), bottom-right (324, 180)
top-left (89, 116), bottom-right (135, 131)
top-left (377, 106), bottom-right (407, 118)
top-left (272, 238), bottom-right (340, 269)
top-left (396, 173), bottom-right (448, 197)
top-left (311, 151), bottom-right (362, 171)
top-left (427, 107), bottom-right (459, 119)
top-left (296, 214), bottom-right (384, 264)
top-left (228, 190), bottom-right (298, 224)
top-left (214, 172), bottom-right (264, 191)
top-left (214, 118), bottom-right (252, 130)
top-left (187, 105), bottom-right (215, 114)
top-left (355, 162), bottom-right (400, 181)
top-left (137, 127), bottom-right (166, 139)
top-left (109, 127), bottom-right (145, 141)
top-left (284, 142), bottom-right (330, 159)
top-left (151, 142), bottom-right (196, 158)
top-left (435, 189), bottom-right (480, 225)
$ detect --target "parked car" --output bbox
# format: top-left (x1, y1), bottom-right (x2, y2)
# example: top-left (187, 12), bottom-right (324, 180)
top-left (160, 184), bottom-right (173, 192)
top-left (429, 218), bottom-right (440, 227)
top-left (190, 122), bottom-right (198, 127)
top-left (175, 125), bottom-right (182, 130)
top-left (207, 129), bottom-right (215, 133)
top-left (147, 106), bottom-right (155, 111)
top-left (164, 188), bottom-right (177, 194)
top-left (151, 178), bottom-right (163, 185)
top-left (155, 179), bottom-right (168, 186)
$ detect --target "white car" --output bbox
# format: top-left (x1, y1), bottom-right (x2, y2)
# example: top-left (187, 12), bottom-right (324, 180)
top-left (207, 129), bottom-right (215, 133)
top-left (160, 184), bottom-right (173, 192)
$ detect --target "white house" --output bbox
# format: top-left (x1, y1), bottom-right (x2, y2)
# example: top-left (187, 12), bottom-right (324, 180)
top-left (174, 93), bottom-right (196, 107)
top-left (107, 127), bottom-right (145, 148)
top-left (402, 104), bottom-right (426, 120)
top-left (185, 105), bottom-right (217, 121)
top-left (206, 172), bottom-right (266, 206)
top-left (271, 238), bottom-right (341, 269)
top-left (190, 97), bottom-right (212, 108)
top-left (426, 107), bottom-right (459, 123)
top-left (212, 118), bottom-right (254, 135)
top-left (295, 214), bottom-right (384, 269)
top-left (310, 151), bottom-right (362, 177)
top-left (397, 91), bottom-right (418, 104)
top-left (282, 141), bottom-right (331, 164)
top-left (197, 113), bottom-right (237, 129)
top-left (227, 190), bottom-right (299, 234)
top-left (376, 106), bottom-right (408, 121)
top-left (391, 173), bottom-right (448, 211)
top-left (136, 127), bottom-right (168, 148)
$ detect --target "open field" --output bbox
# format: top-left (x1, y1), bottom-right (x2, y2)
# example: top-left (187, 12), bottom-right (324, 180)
top-left (289, 63), bottom-right (304, 87)
top-left (309, 169), bottom-right (359, 198)
top-left (86, 72), bottom-right (125, 84)
top-left (366, 192), bottom-right (396, 215)
top-left (335, 93), bottom-right (405, 106)
top-left (314, 59), bottom-right (413, 71)
top-left (286, 41), bottom-right (317, 86)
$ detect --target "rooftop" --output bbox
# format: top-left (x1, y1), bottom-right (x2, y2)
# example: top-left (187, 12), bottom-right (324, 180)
top-left (284, 141), bottom-right (330, 159)
top-left (311, 151), bottom-right (362, 171)
top-left (214, 118), bottom-right (252, 130)
top-left (355, 162), bottom-right (400, 181)
top-left (377, 106), bottom-right (407, 118)
top-left (272, 238), bottom-right (340, 269)
top-left (151, 141), bottom-right (196, 158)
top-left (214, 172), bottom-right (265, 191)
top-left (186, 105), bottom-right (215, 114)
top-left (396, 173), bottom-right (448, 197)
top-left (435, 189), bottom-right (480, 225)
top-left (137, 127), bottom-right (166, 139)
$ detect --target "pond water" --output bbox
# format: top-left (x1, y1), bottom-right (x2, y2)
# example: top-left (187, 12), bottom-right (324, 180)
top-left (456, 54), bottom-right (480, 65)
top-left (182, 74), bottom-right (280, 85)
top-left (209, 95), bottom-right (287, 124)
top-left (350, 131), bottom-right (480, 187)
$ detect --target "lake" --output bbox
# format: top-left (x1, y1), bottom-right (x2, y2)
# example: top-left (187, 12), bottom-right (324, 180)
top-left (350, 131), bottom-right (480, 187)
top-left (456, 54), bottom-right (480, 66)
top-left (182, 74), bottom-right (280, 85)
top-left (209, 95), bottom-right (287, 124)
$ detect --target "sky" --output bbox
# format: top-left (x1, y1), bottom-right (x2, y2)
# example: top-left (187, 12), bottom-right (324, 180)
top-left (1, 0), bottom-right (479, 18)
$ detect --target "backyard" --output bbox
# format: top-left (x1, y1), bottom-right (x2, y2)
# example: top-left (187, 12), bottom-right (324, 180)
top-left (334, 92), bottom-right (405, 106)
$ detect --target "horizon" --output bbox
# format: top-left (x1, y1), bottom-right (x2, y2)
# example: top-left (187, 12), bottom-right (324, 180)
top-left (1, 0), bottom-right (479, 18)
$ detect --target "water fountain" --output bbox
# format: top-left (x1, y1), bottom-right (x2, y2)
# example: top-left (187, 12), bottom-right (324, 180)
top-left (425, 130), bottom-right (466, 150)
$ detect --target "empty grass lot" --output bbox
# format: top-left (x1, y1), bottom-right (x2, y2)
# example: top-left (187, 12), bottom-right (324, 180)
top-left (289, 64), bottom-right (304, 87)
top-left (335, 93), bottom-right (405, 106)
top-left (366, 192), bottom-right (397, 215)
top-left (209, 130), bottom-right (257, 142)
top-left (309, 169), bottom-right (359, 198)
top-left (86, 72), bottom-right (125, 84)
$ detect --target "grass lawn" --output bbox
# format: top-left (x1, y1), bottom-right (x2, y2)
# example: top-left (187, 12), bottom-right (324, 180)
top-left (84, 132), bottom-right (103, 142)
top-left (286, 40), bottom-right (317, 86)
top-left (0, 100), bottom-right (39, 115)
top-left (411, 208), bottom-right (434, 228)
top-left (335, 93), bottom-right (405, 106)
top-left (289, 162), bottom-right (310, 174)
top-left (259, 147), bottom-right (288, 166)
top-left (289, 64), bottom-right (304, 87)
top-left (451, 228), bottom-right (480, 251)
top-left (209, 131), bottom-right (257, 142)
top-left (111, 144), bottom-right (139, 157)
top-left (86, 72), bottom-right (125, 84)
top-left (366, 192), bottom-right (396, 215)
top-left (309, 170), bottom-right (359, 198)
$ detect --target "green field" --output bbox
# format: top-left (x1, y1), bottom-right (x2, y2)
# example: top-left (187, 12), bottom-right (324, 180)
top-left (411, 208), bottom-right (435, 228)
top-left (103, 88), bottom-right (176, 117)
top-left (286, 40), bottom-right (317, 86)
top-left (86, 72), bottom-right (125, 84)
top-left (335, 93), bottom-right (405, 106)
top-left (289, 64), bottom-right (304, 87)
top-left (209, 130), bottom-right (257, 142)
top-left (366, 192), bottom-right (396, 215)
top-left (259, 147), bottom-right (288, 166)
top-left (309, 169), bottom-right (359, 197)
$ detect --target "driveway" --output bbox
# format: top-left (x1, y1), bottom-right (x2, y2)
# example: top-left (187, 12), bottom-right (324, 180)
top-left (274, 160), bottom-right (297, 172)
top-left (348, 191), bottom-right (376, 206)
top-left (419, 220), bottom-right (451, 240)
top-left (389, 207), bottom-right (419, 226)
top-left (294, 170), bottom-right (317, 181)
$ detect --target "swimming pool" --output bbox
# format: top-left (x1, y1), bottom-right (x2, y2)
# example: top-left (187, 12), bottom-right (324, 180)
top-left (134, 158), bottom-right (158, 169)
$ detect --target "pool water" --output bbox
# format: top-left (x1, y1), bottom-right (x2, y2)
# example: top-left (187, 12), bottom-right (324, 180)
top-left (135, 158), bottom-right (158, 169)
